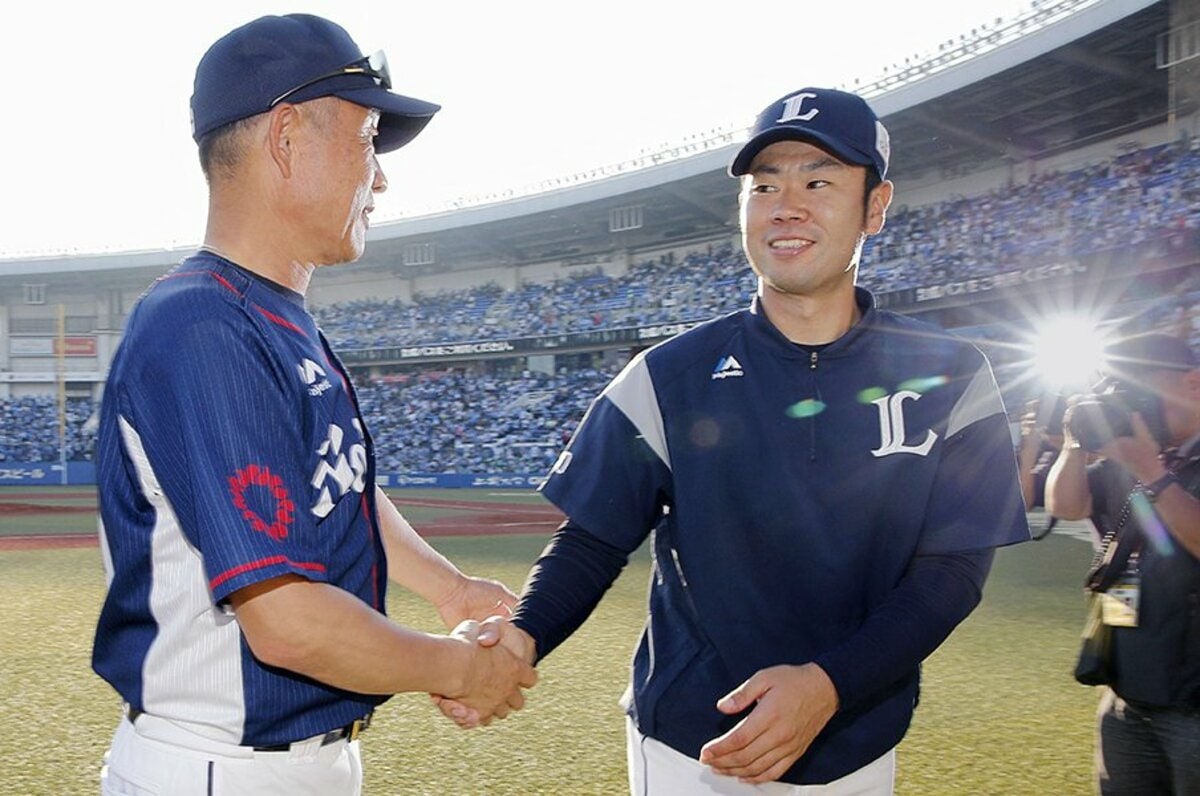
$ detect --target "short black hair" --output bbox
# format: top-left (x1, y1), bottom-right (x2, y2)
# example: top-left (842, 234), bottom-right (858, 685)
top-left (197, 99), bottom-right (340, 185)
top-left (197, 117), bottom-right (257, 185)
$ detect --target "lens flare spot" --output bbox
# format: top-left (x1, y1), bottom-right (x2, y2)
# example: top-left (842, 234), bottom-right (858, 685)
top-left (787, 400), bottom-right (826, 419)
top-left (690, 418), bottom-right (721, 448)
top-left (898, 375), bottom-right (948, 394)
top-left (1131, 492), bottom-right (1176, 556)
top-left (858, 387), bottom-right (888, 404)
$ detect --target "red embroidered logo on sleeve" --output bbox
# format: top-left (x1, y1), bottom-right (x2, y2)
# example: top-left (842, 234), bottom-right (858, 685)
top-left (228, 464), bottom-right (295, 540)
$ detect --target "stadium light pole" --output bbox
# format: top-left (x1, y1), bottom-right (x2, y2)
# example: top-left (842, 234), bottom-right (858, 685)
top-left (56, 303), bottom-right (67, 486)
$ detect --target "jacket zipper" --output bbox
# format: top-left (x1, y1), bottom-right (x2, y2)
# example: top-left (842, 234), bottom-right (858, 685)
top-left (809, 351), bottom-right (821, 462)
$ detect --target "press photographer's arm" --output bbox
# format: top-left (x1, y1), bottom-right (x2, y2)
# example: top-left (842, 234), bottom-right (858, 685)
top-left (1044, 412), bottom-right (1093, 521)
top-left (1046, 366), bottom-right (1200, 558)
top-left (1093, 411), bottom-right (1200, 558)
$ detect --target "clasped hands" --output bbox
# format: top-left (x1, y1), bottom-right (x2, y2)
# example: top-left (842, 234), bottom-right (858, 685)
top-left (438, 617), bottom-right (536, 728)
top-left (428, 576), bottom-right (838, 784)
top-left (436, 618), bottom-right (838, 787)
top-left (430, 574), bottom-right (536, 728)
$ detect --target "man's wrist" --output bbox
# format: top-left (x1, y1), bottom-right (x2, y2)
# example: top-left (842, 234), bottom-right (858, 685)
top-left (1127, 451), bottom-right (1171, 488)
top-left (1141, 471), bottom-right (1179, 502)
top-left (508, 620), bottom-right (540, 664)
top-left (804, 661), bottom-right (841, 714)
top-left (437, 633), bottom-right (478, 699)
top-left (431, 570), bottom-right (469, 613)
top-left (1060, 436), bottom-right (1084, 452)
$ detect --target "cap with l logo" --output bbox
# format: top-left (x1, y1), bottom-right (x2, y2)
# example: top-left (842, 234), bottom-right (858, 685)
top-left (728, 88), bottom-right (889, 179)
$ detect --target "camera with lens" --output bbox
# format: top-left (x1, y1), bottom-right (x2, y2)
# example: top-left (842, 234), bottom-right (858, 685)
top-left (1065, 381), bottom-right (1166, 453)
top-left (1035, 392), bottom-right (1068, 436)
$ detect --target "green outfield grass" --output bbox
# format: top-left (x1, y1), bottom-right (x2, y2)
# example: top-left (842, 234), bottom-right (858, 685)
top-left (0, 491), bottom-right (1100, 794)
top-left (0, 485), bottom-right (102, 536)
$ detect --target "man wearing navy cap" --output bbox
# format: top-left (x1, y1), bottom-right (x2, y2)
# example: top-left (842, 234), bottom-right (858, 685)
top-left (454, 87), bottom-right (1029, 793)
top-left (1047, 333), bottom-right (1200, 795)
top-left (92, 14), bottom-right (534, 795)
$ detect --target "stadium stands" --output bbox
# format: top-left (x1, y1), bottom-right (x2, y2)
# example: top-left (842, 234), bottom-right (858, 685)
top-left (1, 144), bottom-right (1195, 476)
top-left (0, 397), bottom-right (96, 463)
top-left (357, 367), bottom-right (614, 475)
top-left (312, 139), bottom-right (1199, 352)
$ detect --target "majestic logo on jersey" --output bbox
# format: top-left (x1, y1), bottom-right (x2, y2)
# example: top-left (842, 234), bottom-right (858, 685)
top-left (298, 358), bottom-right (333, 397)
top-left (778, 92), bottom-right (820, 123)
top-left (310, 420), bottom-right (368, 518)
top-left (711, 355), bottom-right (745, 380)
top-left (870, 391), bottom-right (937, 457)
top-left (228, 464), bottom-right (295, 541)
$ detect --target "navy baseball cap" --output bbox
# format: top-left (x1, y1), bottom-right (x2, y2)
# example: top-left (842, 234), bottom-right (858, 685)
top-left (191, 14), bottom-right (440, 153)
top-left (729, 88), bottom-right (890, 180)
top-left (1105, 333), bottom-right (1197, 375)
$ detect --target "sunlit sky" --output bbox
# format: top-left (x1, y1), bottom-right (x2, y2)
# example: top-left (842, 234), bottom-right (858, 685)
top-left (0, 0), bottom-right (1038, 257)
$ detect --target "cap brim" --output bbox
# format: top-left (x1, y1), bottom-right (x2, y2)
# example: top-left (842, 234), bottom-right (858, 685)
top-left (334, 86), bottom-right (441, 153)
top-left (728, 127), bottom-right (875, 177)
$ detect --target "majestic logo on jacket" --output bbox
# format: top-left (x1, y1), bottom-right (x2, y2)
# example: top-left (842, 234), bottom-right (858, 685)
top-left (711, 355), bottom-right (745, 380)
top-left (870, 391), bottom-right (937, 457)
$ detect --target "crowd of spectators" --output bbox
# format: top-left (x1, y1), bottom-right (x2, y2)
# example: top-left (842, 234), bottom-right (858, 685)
top-left (3, 142), bottom-right (1195, 475)
top-left (312, 140), bottom-right (1199, 350)
top-left (0, 371), bottom-right (624, 476)
top-left (356, 367), bottom-right (614, 474)
top-left (310, 247), bottom-right (759, 350)
top-left (1131, 290), bottom-right (1200, 349)
top-left (865, 141), bottom-right (1200, 293)
top-left (3, 291), bottom-right (1194, 475)
top-left (0, 396), bottom-right (96, 462)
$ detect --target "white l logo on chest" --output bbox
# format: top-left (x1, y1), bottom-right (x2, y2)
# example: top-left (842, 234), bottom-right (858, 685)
top-left (870, 391), bottom-right (937, 457)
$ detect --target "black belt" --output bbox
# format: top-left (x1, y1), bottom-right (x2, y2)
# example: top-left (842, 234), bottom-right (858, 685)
top-left (126, 707), bottom-right (371, 752)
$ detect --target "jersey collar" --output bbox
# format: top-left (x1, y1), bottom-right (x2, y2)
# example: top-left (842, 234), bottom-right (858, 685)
top-left (748, 286), bottom-right (876, 358)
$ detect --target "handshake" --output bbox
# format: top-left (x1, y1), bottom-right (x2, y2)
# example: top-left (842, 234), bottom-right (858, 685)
top-left (433, 609), bottom-right (538, 729)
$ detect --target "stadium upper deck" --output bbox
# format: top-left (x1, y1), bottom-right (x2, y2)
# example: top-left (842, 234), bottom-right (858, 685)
top-left (0, 0), bottom-right (1193, 398)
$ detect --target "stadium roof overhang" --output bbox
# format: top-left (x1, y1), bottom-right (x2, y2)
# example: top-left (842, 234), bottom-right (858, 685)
top-left (0, 0), bottom-right (1171, 284)
top-left (344, 0), bottom-right (1169, 279)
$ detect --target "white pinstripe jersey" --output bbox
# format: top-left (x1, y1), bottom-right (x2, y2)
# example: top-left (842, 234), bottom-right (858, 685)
top-left (92, 253), bottom-right (386, 747)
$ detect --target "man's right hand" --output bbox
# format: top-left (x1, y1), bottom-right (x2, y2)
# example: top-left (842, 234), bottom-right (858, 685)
top-left (439, 618), bottom-right (537, 728)
top-left (436, 621), bottom-right (537, 728)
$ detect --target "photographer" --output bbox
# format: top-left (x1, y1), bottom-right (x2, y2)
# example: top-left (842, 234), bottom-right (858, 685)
top-left (1045, 333), bottom-right (1200, 796)
top-left (1017, 396), bottom-right (1065, 535)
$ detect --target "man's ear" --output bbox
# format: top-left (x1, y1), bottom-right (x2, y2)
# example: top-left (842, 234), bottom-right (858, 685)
top-left (865, 179), bottom-right (893, 236)
top-left (265, 103), bottom-right (298, 179)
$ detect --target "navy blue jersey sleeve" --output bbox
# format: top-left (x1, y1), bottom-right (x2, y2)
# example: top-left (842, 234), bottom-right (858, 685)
top-left (539, 354), bottom-right (673, 551)
top-left (919, 361), bottom-right (1030, 553)
top-left (511, 520), bottom-right (631, 663)
top-left (118, 294), bottom-right (326, 602)
top-left (814, 548), bottom-right (994, 708)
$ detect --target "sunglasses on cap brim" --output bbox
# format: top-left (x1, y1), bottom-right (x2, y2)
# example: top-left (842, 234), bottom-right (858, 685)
top-left (269, 50), bottom-right (391, 108)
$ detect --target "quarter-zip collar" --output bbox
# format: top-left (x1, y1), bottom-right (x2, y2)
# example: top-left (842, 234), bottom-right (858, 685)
top-left (747, 286), bottom-right (877, 364)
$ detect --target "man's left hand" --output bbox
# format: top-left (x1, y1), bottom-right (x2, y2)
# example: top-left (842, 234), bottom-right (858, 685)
top-left (435, 575), bottom-right (519, 630)
top-left (698, 663), bottom-right (839, 784)
top-left (1098, 412), bottom-right (1164, 482)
